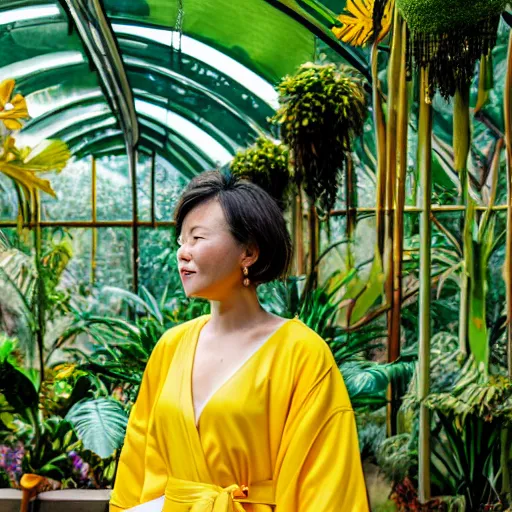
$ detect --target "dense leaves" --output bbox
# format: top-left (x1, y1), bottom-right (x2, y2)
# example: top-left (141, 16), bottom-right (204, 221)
top-left (273, 62), bottom-right (367, 217)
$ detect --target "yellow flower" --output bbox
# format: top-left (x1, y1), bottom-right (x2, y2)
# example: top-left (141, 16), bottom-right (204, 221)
top-left (54, 364), bottom-right (76, 380)
top-left (332, 0), bottom-right (394, 47)
top-left (0, 79), bottom-right (29, 130)
top-left (0, 136), bottom-right (70, 194)
top-left (20, 473), bottom-right (45, 490)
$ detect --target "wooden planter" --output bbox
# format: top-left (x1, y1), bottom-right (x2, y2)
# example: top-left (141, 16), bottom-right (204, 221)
top-left (0, 489), bottom-right (111, 512)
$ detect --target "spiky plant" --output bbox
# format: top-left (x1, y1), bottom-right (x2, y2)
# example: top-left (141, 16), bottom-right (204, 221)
top-left (396, 0), bottom-right (508, 98)
top-left (272, 63), bottom-right (367, 219)
top-left (229, 137), bottom-right (292, 211)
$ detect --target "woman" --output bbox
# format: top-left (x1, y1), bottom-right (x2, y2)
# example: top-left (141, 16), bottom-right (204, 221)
top-left (109, 171), bottom-right (369, 511)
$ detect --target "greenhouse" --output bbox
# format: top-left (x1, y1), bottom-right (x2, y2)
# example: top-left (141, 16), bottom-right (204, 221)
top-left (1, 0), bottom-right (512, 511)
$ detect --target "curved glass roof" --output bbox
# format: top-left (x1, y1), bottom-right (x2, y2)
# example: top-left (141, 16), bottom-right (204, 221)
top-left (0, 0), bottom-right (365, 177)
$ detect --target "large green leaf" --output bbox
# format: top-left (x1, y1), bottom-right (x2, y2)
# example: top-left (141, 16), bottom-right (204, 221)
top-left (101, 286), bottom-right (164, 323)
top-left (66, 398), bottom-right (128, 458)
top-left (341, 359), bottom-right (416, 409)
top-left (343, 363), bottom-right (389, 407)
top-left (343, 247), bottom-right (386, 326)
top-left (0, 360), bottom-right (38, 422)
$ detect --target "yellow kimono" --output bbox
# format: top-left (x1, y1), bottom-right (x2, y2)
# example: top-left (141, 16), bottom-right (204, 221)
top-left (109, 314), bottom-right (369, 511)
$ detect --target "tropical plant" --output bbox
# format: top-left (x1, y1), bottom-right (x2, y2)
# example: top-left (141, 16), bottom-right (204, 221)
top-left (504, 14), bottom-right (512, 382)
top-left (229, 136), bottom-right (292, 210)
top-left (332, 4), bottom-right (410, 435)
top-left (333, 0), bottom-right (394, 46)
top-left (332, 0), bottom-right (396, 262)
top-left (272, 62), bottom-right (368, 288)
top-left (51, 285), bottom-right (196, 400)
top-left (0, 227), bottom-right (75, 379)
top-left (0, 79), bottom-right (70, 229)
top-left (273, 62), bottom-right (367, 218)
top-left (342, 358), bottom-right (416, 409)
top-left (396, 0), bottom-right (507, 98)
top-left (65, 398), bottom-right (128, 459)
top-left (0, 354), bottom-right (81, 480)
top-left (398, 330), bottom-right (512, 510)
top-left (0, 79), bottom-right (28, 131)
top-left (0, 336), bottom-right (124, 484)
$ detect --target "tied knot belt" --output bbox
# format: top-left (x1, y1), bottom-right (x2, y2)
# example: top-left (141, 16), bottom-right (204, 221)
top-left (164, 476), bottom-right (276, 511)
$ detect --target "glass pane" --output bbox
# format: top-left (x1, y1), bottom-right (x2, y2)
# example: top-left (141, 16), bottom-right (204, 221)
top-left (138, 226), bottom-right (180, 301)
top-left (61, 228), bottom-right (92, 300)
top-left (135, 99), bottom-right (233, 165)
top-left (155, 157), bottom-right (188, 221)
top-left (96, 155), bottom-right (133, 221)
top-left (94, 227), bottom-right (133, 303)
top-left (113, 23), bottom-right (278, 109)
top-left (41, 158), bottom-right (92, 221)
top-left (136, 153), bottom-right (151, 222)
top-left (105, 0), bottom-right (316, 84)
top-left (0, 173), bottom-right (17, 221)
top-left (334, 165), bottom-right (377, 211)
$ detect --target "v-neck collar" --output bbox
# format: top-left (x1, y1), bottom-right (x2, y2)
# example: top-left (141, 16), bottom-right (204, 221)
top-left (190, 315), bottom-right (296, 429)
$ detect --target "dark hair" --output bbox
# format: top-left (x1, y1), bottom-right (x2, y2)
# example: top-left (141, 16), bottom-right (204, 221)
top-left (174, 170), bottom-right (293, 285)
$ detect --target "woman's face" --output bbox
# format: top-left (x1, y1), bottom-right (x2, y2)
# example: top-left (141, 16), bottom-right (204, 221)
top-left (176, 198), bottom-right (256, 300)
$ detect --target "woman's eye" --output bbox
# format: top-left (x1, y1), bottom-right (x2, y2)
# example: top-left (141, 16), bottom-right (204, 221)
top-left (177, 236), bottom-right (203, 246)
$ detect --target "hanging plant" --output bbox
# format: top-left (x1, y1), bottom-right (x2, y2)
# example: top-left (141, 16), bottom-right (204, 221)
top-left (272, 63), bottom-right (367, 218)
top-left (229, 136), bottom-right (291, 211)
top-left (396, 0), bottom-right (508, 98)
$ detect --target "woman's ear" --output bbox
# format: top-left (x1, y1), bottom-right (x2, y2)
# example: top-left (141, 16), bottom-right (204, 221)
top-left (241, 242), bottom-right (259, 268)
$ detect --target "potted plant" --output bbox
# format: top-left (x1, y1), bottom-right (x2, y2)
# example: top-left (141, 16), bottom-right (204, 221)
top-left (273, 62), bottom-right (367, 289)
top-left (229, 136), bottom-right (292, 212)
top-left (396, 0), bottom-right (508, 98)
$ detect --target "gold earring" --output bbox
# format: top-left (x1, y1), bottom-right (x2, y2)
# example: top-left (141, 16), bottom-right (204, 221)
top-left (243, 266), bottom-right (250, 287)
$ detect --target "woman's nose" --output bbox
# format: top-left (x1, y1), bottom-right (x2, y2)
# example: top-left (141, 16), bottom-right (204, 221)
top-left (177, 245), bottom-right (191, 261)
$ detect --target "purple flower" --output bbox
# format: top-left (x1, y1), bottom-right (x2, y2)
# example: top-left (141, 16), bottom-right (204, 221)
top-left (0, 443), bottom-right (24, 485)
top-left (67, 451), bottom-right (90, 483)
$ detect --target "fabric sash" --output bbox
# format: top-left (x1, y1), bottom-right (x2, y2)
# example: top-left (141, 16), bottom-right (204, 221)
top-left (164, 477), bottom-right (276, 511)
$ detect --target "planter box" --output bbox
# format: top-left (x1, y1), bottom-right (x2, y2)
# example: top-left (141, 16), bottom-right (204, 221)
top-left (0, 489), bottom-right (111, 512)
top-left (0, 489), bottom-right (23, 512)
top-left (34, 489), bottom-right (111, 512)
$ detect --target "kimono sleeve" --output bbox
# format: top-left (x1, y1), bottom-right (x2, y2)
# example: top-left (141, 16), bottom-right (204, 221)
top-left (274, 339), bottom-right (369, 511)
top-left (109, 326), bottom-right (184, 511)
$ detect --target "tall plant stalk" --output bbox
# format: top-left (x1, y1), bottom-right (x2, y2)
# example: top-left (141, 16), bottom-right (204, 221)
top-left (505, 29), bottom-right (512, 381)
top-left (454, 85), bottom-right (471, 357)
top-left (345, 154), bottom-right (356, 271)
top-left (385, 7), bottom-right (408, 436)
top-left (418, 66), bottom-right (433, 504)
top-left (389, 12), bottom-right (408, 363)
top-left (503, 29), bottom-right (512, 502)
top-left (385, 5), bottom-right (401, 367)
top-left (372, 39), bottom-right (388, 259)
top-left (385, 5), bottom-right (401, 346)
top-left (345, 154), bottom-right (357, 245)
top-left (292, 188), bottom-right (305, 275)
top-left (389, 16), bottom-right (409, 436)
top-left (34, 190), bottom-right (45, 386)
top-left (307, 199), bottom-right (320, 291)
